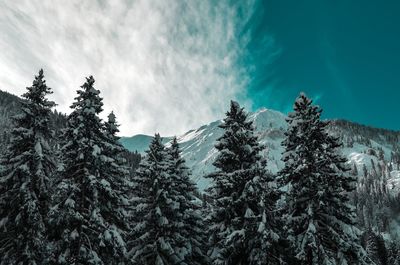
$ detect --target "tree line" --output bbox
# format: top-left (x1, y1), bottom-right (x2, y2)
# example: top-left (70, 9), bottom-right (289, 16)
top-left (0, 70), bottom-right (391, 264)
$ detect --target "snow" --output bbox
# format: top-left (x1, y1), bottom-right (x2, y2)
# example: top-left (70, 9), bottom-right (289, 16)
top-left (34, 141), bottom-right (43, 157)
top-left (92, 144), bottom-right (101, 156)
top-left (70, 229), bottom-right (79, 240)
top-left (244, 208), bottom-right (254, 218)
top-left (64, 198), bottom-right (75, 208)
top-left (121, 107), bottom-right (400, 195)
top-left (387, 170), bottom-right (400, 194)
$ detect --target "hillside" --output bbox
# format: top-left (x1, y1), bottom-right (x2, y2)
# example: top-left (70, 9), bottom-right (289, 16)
top-left (121, 107), bottom-right (400, 242)
top-left (0, 90), bottom-right (21, 140)
top-left (121, 108), bottom-right (400, 192)
top-left (2, 89), bottom-right (400, 242)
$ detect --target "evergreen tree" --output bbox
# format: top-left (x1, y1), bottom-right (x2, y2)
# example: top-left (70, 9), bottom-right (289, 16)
top-left (166, 137), bottom-right (209, 265)
top-left (387, 241), bottom-right (400, 265)
top-left (206, 101), bottom-right (279, 265)
top-left (279, 93), bottom-right (371, 265)
top-left (0, 69), bottom-right (56, 264)
top-left (99, 111), bottom-right (131, 264)
top-left (102, 111), bottom-right (131, 199)
top-left (48, 76), bottom-right (128, 264)
top-left (251, 186), bottom-right (283, 265)
top-left (129, 134), bottom-right (185, 264)
top-left (364, 230), bottom-right (388, 265)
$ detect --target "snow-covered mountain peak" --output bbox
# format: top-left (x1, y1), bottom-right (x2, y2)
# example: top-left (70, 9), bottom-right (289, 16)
top-left (248, 107), bottom-right (288, 131)
top-left (121, 108), bottom-right (400, 195)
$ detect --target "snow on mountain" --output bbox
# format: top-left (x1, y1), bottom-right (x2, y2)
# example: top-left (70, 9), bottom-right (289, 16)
top-left (388, 170), bottom-right (400, 193)
top-left (121, 108), bottom-right (400, 194)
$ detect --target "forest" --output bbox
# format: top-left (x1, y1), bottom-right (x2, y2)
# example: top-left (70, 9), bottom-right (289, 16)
top-left (1, 70), bottom-right (399, 265)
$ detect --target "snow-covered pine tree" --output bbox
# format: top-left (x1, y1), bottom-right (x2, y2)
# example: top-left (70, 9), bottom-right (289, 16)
top-left (206, 101), bottom-right (279, 265)
top-left (129, 134), bottom-right (186, 265)
top-left (102, 111), bottom-right (131, 194)
top-left (0, 69), bottom-right (56, 264)
top-left (98, 111), bottom-right (131, 264)
top-left (48, 76), bottom-right (128, 264)
top-left (166, 137), bottom-right (209, 265)
top-left (279, 93), bottom-right (371, 265)
top-left (251, 184), bottom-right (283, 265)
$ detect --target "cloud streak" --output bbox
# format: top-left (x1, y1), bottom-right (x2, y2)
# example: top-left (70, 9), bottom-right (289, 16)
top-left (0, 0), bottom-right (274, 136)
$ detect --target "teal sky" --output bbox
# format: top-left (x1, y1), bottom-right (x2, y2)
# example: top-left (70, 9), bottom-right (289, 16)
top-left (1, 1), bottom-right (398, 135)
top-left (243, 0), bottom-right (400, 130)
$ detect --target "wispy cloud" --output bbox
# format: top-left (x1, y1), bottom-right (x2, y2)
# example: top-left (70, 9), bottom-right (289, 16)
top-left (0, 0), bottom-right (275, 136)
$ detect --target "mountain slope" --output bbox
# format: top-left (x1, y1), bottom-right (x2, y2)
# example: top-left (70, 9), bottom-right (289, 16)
top-left (121, 108), bottom-right (400, 192)
top-left (120, 134), bottom-right (172, 154)
top-left (121, 107), bottom-right (400, 242)
top-left (0, 90), bottom-right (21, 136)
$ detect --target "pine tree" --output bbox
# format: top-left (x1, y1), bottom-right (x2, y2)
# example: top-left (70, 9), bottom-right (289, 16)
top-left (279, 93), bottom-right (371, 265)
top-left (251, 185), bottom-right (283, 265)
top-left (0, 69), bottom-right (56, 264)
top-left (166, 137), bottom-right (209, 265)
top-left (48, 76), bottom-right (128, 264)
top-left (129, 134), bottom-right (185, 264)
top-left (206, 101), bottom-right (279, 265)
top-left (99, 111), bottom-right (131, 264)
top-left (387, 241), bottom-right (400, 265)
top-left (102, 111), bottom-right (131, 199)
top-left (364, 230), bottom-right (388, 265)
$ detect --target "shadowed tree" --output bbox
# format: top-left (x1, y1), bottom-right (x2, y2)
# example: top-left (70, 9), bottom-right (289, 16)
top-left (206, 101), bottom-right (280, 265)
top-left (0, 69), bottom-right (56, 264)
top-left (280, 93), bottom-right (372, 265)
top-left (166, 137), bottom-right (209, 264)
top-left (128, 134), bottom-right (182, 264)
top-left (48, 76), bottom-right (128, 264)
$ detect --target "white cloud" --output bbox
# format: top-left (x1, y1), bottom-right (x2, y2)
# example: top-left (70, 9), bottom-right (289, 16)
top-left (0, 0), bottom-right (272, 136)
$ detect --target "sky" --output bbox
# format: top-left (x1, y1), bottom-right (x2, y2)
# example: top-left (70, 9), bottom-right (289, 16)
top-left (0, 0), bottom-right (399, 136)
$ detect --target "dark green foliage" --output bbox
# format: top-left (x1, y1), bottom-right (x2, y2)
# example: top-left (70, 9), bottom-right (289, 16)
top-left (167, 137), bottom-right (209, 265)
top-left (129, 135), bottom-right (209, 265)
top-left (121, 150), bottom-right (141, 176)
top-left (387, 241), bottom-right (400, 265)
top-left (129, 134), bottom-right (180, 264)
top-left (0, 70), bottom-right (56, 264)
top-left (206, 101), bottom-right (279, 265)
top-left (48, 77), bottom-right (128, 264)
top-left (362, 230), bottom-right (388, 265)
top-left (280, 93), bottom-right (370, 265)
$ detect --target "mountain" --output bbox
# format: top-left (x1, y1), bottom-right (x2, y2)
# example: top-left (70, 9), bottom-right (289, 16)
top-left (0, 90), bottom-right (21, 138)
top-left (2, 89), bottom-right (399, 242)
top-left (120, 134), bottom-right (172, 154)
top-left (122, 107), bottom-right (400, 191)
top-left (121, 107), bottom-right (400, 242)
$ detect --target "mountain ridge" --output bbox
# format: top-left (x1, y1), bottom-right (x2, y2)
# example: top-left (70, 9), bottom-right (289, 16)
top-left (121, 107), bottom-right (400, 192)
top-left (1, 89), bottom-right (400, 242)
top-left (121, 106), bottom-right (400, 241)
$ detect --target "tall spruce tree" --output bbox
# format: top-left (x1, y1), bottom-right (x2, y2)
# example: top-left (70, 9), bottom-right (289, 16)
top-left (102, 111), bottom-right (131, 203)
top-left (0, 69), bottom-right (56, 264)
top-left (206, 101), bottom-right (279, 265)
top-left (99, 111), bottom-right (130, 263)
top-left (251, 185), bottom-right (283, 265)
top-left (166, 137), bottom-right (209, 265)
top-left (129, 134), bottom-right (186, 265)
top-left (48, 76), bottom-right (128, 264)
top-left (279, 93), bottom-right (371, 265)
